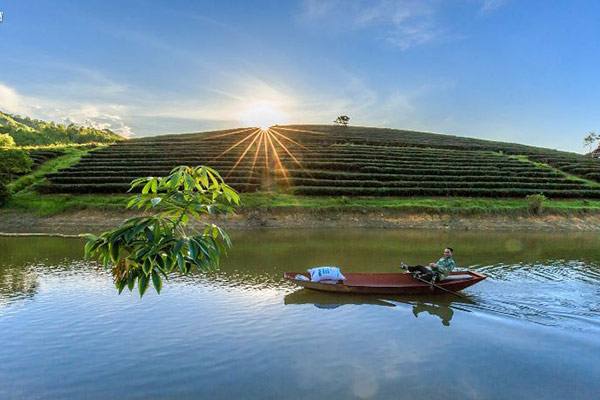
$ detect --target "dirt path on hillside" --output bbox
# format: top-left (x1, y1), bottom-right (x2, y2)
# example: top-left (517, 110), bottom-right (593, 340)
top-left (2, 208), bottom-right (600, 235)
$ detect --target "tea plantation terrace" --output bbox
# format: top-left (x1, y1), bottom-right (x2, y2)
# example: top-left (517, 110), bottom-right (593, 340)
top-left (41, 125), bottom-right (600, 198)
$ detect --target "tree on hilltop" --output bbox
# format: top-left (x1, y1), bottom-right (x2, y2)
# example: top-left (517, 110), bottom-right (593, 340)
top-left (583, 132), bottom-right (599, 155)
top-left (334, 115), bottom-right (350, 126)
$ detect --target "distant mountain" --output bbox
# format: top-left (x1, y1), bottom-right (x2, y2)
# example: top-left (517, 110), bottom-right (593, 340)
top-left (0, 110), bottom-right (124, 146)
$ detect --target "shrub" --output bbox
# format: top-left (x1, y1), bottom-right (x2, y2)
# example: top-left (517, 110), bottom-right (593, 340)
top-left (526, 194), bottom-right (547, 214)
top-left (0, 148), bottom-right (33, 205)
top-left (0, 133), bottom-right (16, 147)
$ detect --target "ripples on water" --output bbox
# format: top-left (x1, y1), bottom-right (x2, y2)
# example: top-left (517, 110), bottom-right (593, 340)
top-left (149, 257), bottom-right (600, 332)
top-left (2, 255), bottom-right (599, 332)
top-left (471, 261), bottom-right (600, 330)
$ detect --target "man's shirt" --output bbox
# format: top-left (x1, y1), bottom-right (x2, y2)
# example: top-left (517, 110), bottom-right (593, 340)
top-left (433, 257), bottom-right (456, 280)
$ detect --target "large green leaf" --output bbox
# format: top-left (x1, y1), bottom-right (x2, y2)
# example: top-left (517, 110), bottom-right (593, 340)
top-left (127, 270), bottom-right (136, 291)
top-left (151, 270), bottom-right (162, 294)
top-left (142, 258), bottom-right (152, 275)
top-left (117, 279), bottom-right (127, 294)
top-left (138, 274), bottom-right (150, 297)
top-left (176, 253), bottom-right (186, 273)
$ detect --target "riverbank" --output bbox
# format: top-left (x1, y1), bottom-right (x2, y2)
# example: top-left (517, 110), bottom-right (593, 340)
top-left (2, 207), bottom-right (600, 235)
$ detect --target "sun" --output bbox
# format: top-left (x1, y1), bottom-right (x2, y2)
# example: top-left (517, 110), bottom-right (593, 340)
top-left (239, 102), bottom-right (286, 129)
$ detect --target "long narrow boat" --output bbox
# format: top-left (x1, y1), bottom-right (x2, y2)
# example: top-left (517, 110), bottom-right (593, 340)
top-left (283, 270), bottom-right (486, 295)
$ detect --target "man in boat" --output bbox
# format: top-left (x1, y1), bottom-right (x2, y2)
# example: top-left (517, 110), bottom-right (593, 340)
top-left (402, 247), bottom-right (456, 283)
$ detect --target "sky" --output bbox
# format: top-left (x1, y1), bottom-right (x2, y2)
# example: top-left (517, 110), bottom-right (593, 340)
top-left (0, 0), bottom-right (599, 152)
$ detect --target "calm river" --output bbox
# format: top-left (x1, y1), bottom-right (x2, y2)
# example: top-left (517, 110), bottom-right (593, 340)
top-left (1, 229), bottom-right (599, 399)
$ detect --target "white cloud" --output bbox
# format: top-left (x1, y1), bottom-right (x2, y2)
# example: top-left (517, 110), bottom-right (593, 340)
top-left (0, 82), bottom-right (133, 137)
top-left (47, 104), bottom-right (133, 138)
top-left (0, 83), bottom-right (29, 114)
top-left (478, 0), bottom-right (507, 14)
top-left (1, 66), bottom-right (435, 140)
top-left (300, 0), bottom-right (441, 50)
top-left (300, 0), bottom-right (506, 49)
top-left (1, 53), bottom-right (449, 139)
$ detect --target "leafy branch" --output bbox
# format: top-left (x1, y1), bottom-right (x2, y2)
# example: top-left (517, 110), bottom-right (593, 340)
top-left (83, 166), bottom-right (239, 297)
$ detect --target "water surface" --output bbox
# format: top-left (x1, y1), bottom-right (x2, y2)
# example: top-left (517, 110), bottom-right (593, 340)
top-left (1, 230), bottom-right (599, 399)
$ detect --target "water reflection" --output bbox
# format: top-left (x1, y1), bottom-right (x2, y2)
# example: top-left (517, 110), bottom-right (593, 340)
top-left (284, 289), bottom-right (475, 326)
top-left (0, 264), bottom-right (38, 308)
top-left (1, 231), bottom-right (600, 399)
top-left (412, 301), bottom-right (454, 326)
top-left (1, 230), bottom-right (600, 331)
top-left (0, 236), bottom-right (103, 309)
top-left (284, 289), bottom-right (398, 308)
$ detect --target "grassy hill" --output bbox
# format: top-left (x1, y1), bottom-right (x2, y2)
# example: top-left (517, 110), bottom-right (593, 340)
top-left (38, 125), bottom-right (600, 198)
top-left (0, 110), bottom-right (123, 146)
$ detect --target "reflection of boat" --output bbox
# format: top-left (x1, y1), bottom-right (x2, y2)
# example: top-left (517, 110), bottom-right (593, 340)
top-left (284, 289), bottom-right (473, 325)
top-left (284, 289), bottom-right (398, 308)
top-left (283, 271), bottom-right (486, 294)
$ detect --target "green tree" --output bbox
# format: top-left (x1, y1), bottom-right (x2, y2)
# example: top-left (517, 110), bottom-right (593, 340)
top-left (583, 132), bottom-right (599, 153)
top-left (83, 166), bottom-right (240, 296)
top-left (0, 110), bottom-right (123, 146)
top-left (334, 115), bottom-right (350, 126)
top-left (0, 148), bottom-right (33, 205)
top-left (0, 133), bottom-right (15, 147)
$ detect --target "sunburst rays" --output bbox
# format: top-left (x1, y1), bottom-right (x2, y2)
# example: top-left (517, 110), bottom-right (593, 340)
top-left (201, 126), bottom-right (315, 187)
top-left (271, 126), bottom-right (327, 136)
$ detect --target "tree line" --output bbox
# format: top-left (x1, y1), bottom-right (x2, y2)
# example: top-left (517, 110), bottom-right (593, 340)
top-left (0, 111), bottom-right (123, 146)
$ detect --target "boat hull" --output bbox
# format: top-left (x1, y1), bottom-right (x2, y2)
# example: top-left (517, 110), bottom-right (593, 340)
top-left (283, 271), bottom-right (486, 294)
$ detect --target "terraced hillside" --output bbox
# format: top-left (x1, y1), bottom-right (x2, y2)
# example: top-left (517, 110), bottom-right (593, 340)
top-left (27, 149), bottom-right (66, 169)
top-left (40, 125), bottom-right (600, 198)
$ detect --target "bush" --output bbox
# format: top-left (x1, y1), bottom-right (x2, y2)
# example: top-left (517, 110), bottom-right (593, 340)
top-left (0, 133), bottom-right (16, 147)
top-left (0, 148), bottom-right (33, 205)
top-left (526, 194), bottom-right (547, 214)
top-left (0, 184), bottom-right (9, 205)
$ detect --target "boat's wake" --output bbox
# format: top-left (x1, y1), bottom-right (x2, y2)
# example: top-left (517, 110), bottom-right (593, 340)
top-left (282, 260), bottom-right (600, 332)
top-left (460, 261), bottom-right (600, 331)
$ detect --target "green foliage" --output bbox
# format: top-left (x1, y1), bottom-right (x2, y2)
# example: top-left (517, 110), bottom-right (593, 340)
top-left (583, 132), bottom-right (599, 153)
top-left (526, 194), bottom-right (547, 214)
top-left (0, 133), bottom-right (16, 147)
top-left (83, 166), bottom-right (240, 296)
top-left (294, 186), bottom-right (600, 198)
top-left (0, 110), bottom-right (123, 146)
top-left (334, 115), bottom-right (350, 126)
top-left (8, 146), bottom-right (92, 195)
top-left (0, 148), bottom-right (33, 205)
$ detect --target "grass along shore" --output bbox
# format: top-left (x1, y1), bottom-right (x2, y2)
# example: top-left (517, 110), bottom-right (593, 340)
top-left (6, 191), bottom-right (600, 217)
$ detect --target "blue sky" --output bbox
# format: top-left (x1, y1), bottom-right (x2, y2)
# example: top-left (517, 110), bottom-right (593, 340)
top-left (0, 0), bottom-right (599, 152)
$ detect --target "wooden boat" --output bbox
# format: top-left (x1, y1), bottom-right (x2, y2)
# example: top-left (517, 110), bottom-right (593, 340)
top-left (283, 270), bottom-right (486, 295)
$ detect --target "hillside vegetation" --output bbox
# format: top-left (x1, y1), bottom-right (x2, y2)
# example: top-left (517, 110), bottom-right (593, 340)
top-left (0, 110), bottom-right (123, 146)
top-left (39, 125), bottom-right (600, 198)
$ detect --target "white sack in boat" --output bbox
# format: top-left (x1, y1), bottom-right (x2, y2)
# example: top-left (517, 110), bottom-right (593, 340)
top-left (308, 266), bottom-right (346, 282)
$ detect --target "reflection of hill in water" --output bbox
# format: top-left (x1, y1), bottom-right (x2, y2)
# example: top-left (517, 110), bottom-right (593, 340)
top-left (1, 233), bottom-right (599, 331)
top-left (226, 229), bottom-right (600, 273)
top-left (284, 289), bottom-right (475, 326)
top-left (0, 236), bottom-right (106, 307)
top-left (0, 264), bottom-right (38, 307)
